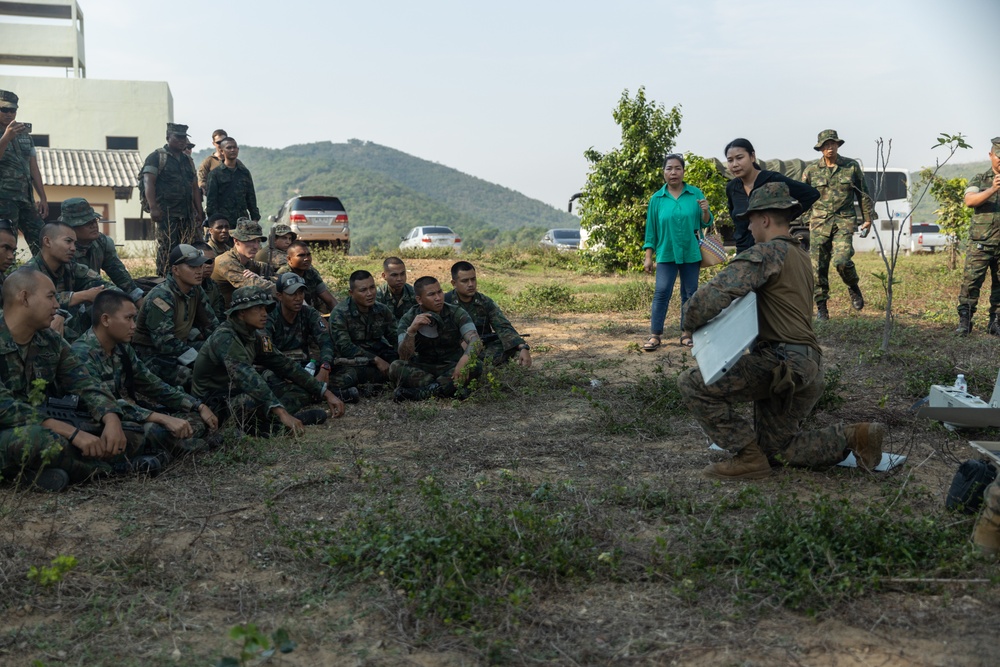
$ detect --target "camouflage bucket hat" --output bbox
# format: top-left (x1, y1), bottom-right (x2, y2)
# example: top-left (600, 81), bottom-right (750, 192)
top-left (231, 218), bottom-right (266, 242)
top-left (271, 223), bottom-right (297, 240)
top-left (226, 285), bottom-right (276, 316)
top-left (746, 182), bottom-right (803, 219)
top-left (58, 197), bottom-right (101, 227)
top-left (167, 122), bottom-right (190, 137)
top-left (0, 90), bottom-right (18, 109)
top-left (814, 129), bottom-right (845, 151)
top-left (991, 137), bottom-right (1000, 158)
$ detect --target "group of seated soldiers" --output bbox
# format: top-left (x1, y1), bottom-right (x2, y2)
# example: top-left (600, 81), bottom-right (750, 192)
top-left (0, 202), bottom-right (531, 493)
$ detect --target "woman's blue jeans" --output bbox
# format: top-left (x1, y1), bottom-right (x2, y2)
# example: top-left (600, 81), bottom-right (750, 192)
top-left (650, 261), bottom-right (701, 335)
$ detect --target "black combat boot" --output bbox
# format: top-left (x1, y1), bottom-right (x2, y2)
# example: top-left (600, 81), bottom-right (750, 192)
top-left (331, 387), bottom-right (360, 404)
top-left (816, 302), bottom-right (829, 321)
top-left (393, 383), bottom-right (441, 402)
top-left (956, 309), bottom-right (972, 336)
top-left (848, 285), bottom-right (865, 311)
top-left (32, 468), bottom-right (69, 492)
top-left (113, 455), bottom-right (164, 478)
top-left (294, 408), bottom-right (329, 425)
top-left (988, 313), bottom-right (1000, 337)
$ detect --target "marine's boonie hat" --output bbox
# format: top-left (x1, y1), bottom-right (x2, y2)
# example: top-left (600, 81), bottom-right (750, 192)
top-left (167, 122), bottom-right (190, 137)
top-left (276, 272), bottom-right (307, 295)
top-left (271, 223), bottom-right (297, 240)
top-left (0, 90), bottom-right (18, 110)
top-left (170, 244), bottom-right (208, 267)
top-left (746, 182), bottom-right (803, 219)
top-left (58, 197), bottom-right (102, 227)
top-left (226, 285), bottom-right (275, 316)
top-left (991, 137), bottom-right (1000, 158)
top-left (231, 217), bottom-right (266, 242)
top-left (814, 129), bottom-right (845, 151)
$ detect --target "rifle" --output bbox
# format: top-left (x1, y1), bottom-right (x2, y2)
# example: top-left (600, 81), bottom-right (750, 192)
top-left (42, 395), bottom-right (144, 435)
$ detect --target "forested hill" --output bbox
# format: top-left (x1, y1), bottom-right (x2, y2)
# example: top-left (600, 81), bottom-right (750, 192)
top-left (197, 140), bottom-right (579, 252)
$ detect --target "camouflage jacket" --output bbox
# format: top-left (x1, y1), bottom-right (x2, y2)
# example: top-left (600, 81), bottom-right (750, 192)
top-left (212, 248), bottom-right (275, 308)
top-left (376, 282), bottom-right (417, 320)
top-left (966, 169), bottom-right (1000, 244)
top-left (205, 162), bottom-right (260, 222)
top-left (26, 254), bottom-right (117, 341)
top-left (71, 329), bottom-right (200, 423)
top-left (201, 277), bottom-right (227, 320)
top-left (207, 235), bottom-right (234, 256)
top-left (802, 155), bottom-right (874, 226)
top-left (132, 275), bottom-right (219, 359)
top-left (255, 245), bottom-right (288, 270)
top-left (276, 265), bottom-right (330, 309)
top-left (397, 302), bottom-right (479, 367)
top-left (0, 314), bottom-right (121, 429)
top-left (191, 318), bottom-right (324, 409)
top-left (444, 290), bottom-right (524, 352)
top-left (74, 233), bottom-right (142, 298)
top-left (141, 146), bottom-right (197, 217)
top-left (329, 298), bottom-right (396, 360)
top-left (265, 304), bottom-right (333, 366)
top-left (684, 235), bottom-right (819, 353)
top-left (0, 131), bottom-right (34, 202)
top-left (197, 153), bottom-right (222, 189)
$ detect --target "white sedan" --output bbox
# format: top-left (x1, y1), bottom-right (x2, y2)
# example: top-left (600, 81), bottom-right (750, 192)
top-left (399, 226), bottom-right (462, 253)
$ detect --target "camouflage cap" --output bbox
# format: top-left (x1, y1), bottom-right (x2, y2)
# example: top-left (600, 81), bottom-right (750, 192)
top-left (746, 182), bottom-right (803, 219)
top-left (58, 197), bottom-right (101, 227)
top-left (226, 285), bottom-right (276, 317)
top-left (231, 218), bottom-right (265, 242)
top-left (166, 122), bottom-right (190, 137)
top-left (276, 272), bottom-right (307, 295)
top-left (0, 90), bottom-right (18, 109)
top-left (169, 244), bottom-right (208, 267)
top-left (814, 129), bottom-right (845, 151)
top-left (991, 137), bottom-right (1000, 157)
top-left (271, 223), bottom-right (297, 240)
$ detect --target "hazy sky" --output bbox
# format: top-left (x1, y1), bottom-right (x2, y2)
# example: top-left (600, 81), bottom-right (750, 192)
top-left (2, 0), bottom-right (997, 211)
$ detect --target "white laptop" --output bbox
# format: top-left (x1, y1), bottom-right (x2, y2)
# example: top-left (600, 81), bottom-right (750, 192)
top-left (692, 293), bottom-right (758, 385)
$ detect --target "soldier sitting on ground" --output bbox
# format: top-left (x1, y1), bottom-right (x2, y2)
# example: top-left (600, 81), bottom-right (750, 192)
top-left (61, 197), bottom-right (145, 303)
top-left (376, 256), bottom-right (417, 320)
top-left (192, 241), bottom-right (226, 318)
top-left (191, 285), bottom-right (346, 437)
top-left (329, 269), bottom-right (398, 393)
top-left (132, 244), bottom-right (220, 389)
top-left (389, 275), bottom-right (483, 402)
top-left (72, 291), bottom-right (221, 457)
top-left (277, 241), bottom-right (337, 312)
top-left (445, 260), bottom-right (531, 367)
top-left (256, 223), bottom-right (296, 270)
top-left (0, 218), bottom-right (18, 309)
top-left (212, 217), bottom-right (275, 308)
top-left (203, 213), bottom-right (234, 256)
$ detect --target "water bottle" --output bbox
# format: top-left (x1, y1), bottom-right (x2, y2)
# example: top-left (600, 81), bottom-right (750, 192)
top-left (304, 359), bottom-right (317, 375)
top-left (955, 374), bottom-right (967, 393)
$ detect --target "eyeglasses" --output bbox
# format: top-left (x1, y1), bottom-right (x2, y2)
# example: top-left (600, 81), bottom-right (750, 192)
top-left (0, 108), bottom-right (16, 114)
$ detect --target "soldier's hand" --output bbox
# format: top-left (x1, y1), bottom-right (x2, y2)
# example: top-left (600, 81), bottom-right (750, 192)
top-left (72, 431), bottom-right (105, 458)
top-left (409, 313), bottom-right (432, 332)
top-left (993, 174), bottom-right (1000, 190)
top-left (242, 269), bottom-right (256, 280)
top-left (274, 408), bottom-right (304, 437)
top-left (36, 200), bottom-right (48, 220)
top-left (3, 121), bottom-right (28, 138)
top-left (149, 204), bottom-right (164, 223)
top-left (198, 404), bottom-right (219, 431)
top-left (75, 286), bottom-right (106, 304)
top-left (160, 414), bottom-right (193, 439)
top-left (100, 414), bottom-right (128, 458)
top-left (315, 366), bottom-right (330, 383)
top-left (517, 348), bottom-right (532, 368)
top-left (374, 357), bottom-right (390, 375)
top-left (324, 390), bottom-right (345, 418)
top-left (861, 220), bottom-right (872, 231)
top-left (50, 314), bottom-right (66, 336)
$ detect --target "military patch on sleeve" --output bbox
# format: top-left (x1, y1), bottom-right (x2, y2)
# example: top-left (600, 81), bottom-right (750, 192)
top-left (86, 269), bottom-right (101, 279)
top-left (153, 297), bottom-right (172, 313)
top-left (260, 335), bottom-right (274, 353)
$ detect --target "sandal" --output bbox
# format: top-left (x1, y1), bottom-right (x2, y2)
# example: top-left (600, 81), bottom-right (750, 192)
top-left (642, 335), bottom-right (661, 352)
top-left (680, 334), bottom-right (693, 348)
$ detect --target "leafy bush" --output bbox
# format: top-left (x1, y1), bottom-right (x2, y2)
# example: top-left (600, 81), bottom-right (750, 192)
top-left (607, 280), bottom-right (654, 313)
top-left (512, 283), bottom-right (576, 313)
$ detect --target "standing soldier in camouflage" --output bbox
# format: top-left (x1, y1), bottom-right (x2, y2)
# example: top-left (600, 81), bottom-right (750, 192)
top-left (133, 244), bottom-right (219, 388)
top-left (376, 257), bottom-right (417, 320)
top-left (0, 218), bottom-right (18, 309)
top-left (956, 137), bottom-right (1000, 336)
top-left (0, 90), bottom-right (46, 252)
top-left (212, 218), bottom-right (275, 308)
top-left (277, 241), bottom-right (337, 312)
top-left (192, 241), bottom-right (227, 317)
top-left (73, 291), bottom-right (221, 456)
top-left (206, 137), bottom-right (260, 223)
top-left (445, 261), bottom-right (531, 366)
top-left (390, 276), bottom-right (483, 401)
top-left (191, 285), bottom-right (345, 436)
top-left (197, 129), bottom-right (228, 196)
top-left (329, 270), bottom-right (398, 392)
top-left (677, 183), bottom-right (886, 480)
top-left (256, 223), bottom-right (296, 270)
top-left (60, 197), bottom-right (145, 303)
top-left (802, 130), bottom-right (875, 320)
top-left (142, 123), bottom-right (204, 275)
top-left (0, 267), bottom-right (130, 492)
top-left (203, 214), bottom-right (234, 255)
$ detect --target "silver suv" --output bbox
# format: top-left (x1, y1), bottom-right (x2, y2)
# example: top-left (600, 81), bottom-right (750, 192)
top-left (268, 195), bottom-right (350, 252)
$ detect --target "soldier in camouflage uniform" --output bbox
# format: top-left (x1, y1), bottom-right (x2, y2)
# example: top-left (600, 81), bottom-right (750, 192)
top-left (329, 270), bottom-right (398, 391)
top-left (0, 268), bottom-right (132, 491)
top-left (256, 223), bottom-right (295, 270)
top-left (802, 130), bottom-right (875, 320)
top-left (956, 137), bottom-right (1000, 336)
top-left (0, 90), bottom-right (46, 252)
top-left (677, 183), bottom-right (886, 480)
top-left (142, 123), bottom-right (204, 275)
top-left (205, 137), bottom-right (260, 223)
top-left (191, 285), bottom-right (345, 435)
top-left (446, 261), bottom-right (531, 366)
top-left (193, 241), bottom-right (227, 317)
top-left (204, 214), bottom-right (234, 255)
top-left (197, 129), bottom-right (227, 195)
top-left (276, 240), bottom-right (337, 311)
top-left (60, 197), bottom-right (145, 302)
top-left (376, 256), bottom-right (417, 320)
top-left (0, 218), bottom-right (17, 310)
top-left (390, 276), bottom-right (483, 401)
top-left (133, 244), bottom-right (220, 388)
top-left (212, 218), bottom-right (275, 308)
top-left (72, 291), bottom-right (221, 456)
top-left (27, 221), bottom-right (118, 342)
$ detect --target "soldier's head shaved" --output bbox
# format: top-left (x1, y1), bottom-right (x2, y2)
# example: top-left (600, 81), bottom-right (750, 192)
top-left (450, 261), bottom-right (475, 279)
top-left (92, 290), bottom-right (135, 323)
top-left (349, 270), bottom-right (373, 290)
top-left (413, 276), bottom-right (440, 296)
top-left (2, 266), bottom-right (49, 306)
top-left (383, 256), bottom-right (405, 271)
top-left (41, 221), bottom-right (74, 242)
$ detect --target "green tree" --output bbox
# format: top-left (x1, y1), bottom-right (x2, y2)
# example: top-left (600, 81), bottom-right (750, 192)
top-left (683, 153), bottom-right (731, 231)
top-left (917, 169), bottom-right (971, 270)
top-left (579, 88), bottom-right (682, 272)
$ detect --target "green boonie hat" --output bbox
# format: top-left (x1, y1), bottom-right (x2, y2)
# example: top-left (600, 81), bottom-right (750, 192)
top-left (167, 122), bottom-right (190, 137)
top-left (991, 137), bottom-right (1000, 157)
top-left (746, 182), bottom-right (803, 219)
top-left (58, 197), bottom-right (102, 227)
top-left (231, 218), bottom-right (265, 242)
top-left (814, 129), bottom-right (845, 151)
top-left (226, 285), bottom-right (275, 317)
top-left (271, 223), bottom-right (296, 240)
top-left (0, 90), bottom-right (18, 109)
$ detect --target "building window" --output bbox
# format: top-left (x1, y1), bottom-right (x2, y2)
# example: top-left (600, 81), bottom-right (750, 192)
top-left (107, 136), bottom-right (138, 150)
top-left (125, 218), bottom-right (154, 241)
top-left (31, 135), bottom-right (50, 147)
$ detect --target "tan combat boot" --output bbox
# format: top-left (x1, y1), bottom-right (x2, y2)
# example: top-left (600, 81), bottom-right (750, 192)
top-left (702, 441), bottom-right (771, 481)
top-left (972, 482), bottom-right (1000, 556)
top-left (844, 422), bottom-right (886, 470)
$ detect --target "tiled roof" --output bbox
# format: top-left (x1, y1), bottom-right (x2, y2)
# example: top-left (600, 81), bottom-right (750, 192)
top-left (36, 148), bottom-right (142, 188)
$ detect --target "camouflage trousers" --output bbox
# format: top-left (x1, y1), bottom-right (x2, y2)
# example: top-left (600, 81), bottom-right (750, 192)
top-left (957, 242), bottom-right (1000, 316)
top-left (811, 216), bottom-right (859, 304)
top-left (135, 350), bottom-right (194, 392)
top-left (484, 341), bottom-right (519, 366)
top-left (388, 358), bottom-right (483, 392)
top-left (138, 413), bottom-right (215, 456)
top-left (332, 364), bottom-right (389, 389)
top-left (678, 345), bottom-right (848, 467)
top-left (202, 379), bottom-right (315, 434)
top-left (155, 215), bottom-right (199, 276)
top-left (0, 197), bottom-right (43, 254)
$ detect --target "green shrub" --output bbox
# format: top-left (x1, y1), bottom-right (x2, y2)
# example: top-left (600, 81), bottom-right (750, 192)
top-left (512, 283), bottom-right (576, 313)
top-left (607, 280), bottom-right (654, 313)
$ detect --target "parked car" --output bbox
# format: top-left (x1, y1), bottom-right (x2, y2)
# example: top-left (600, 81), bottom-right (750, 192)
top-left (399, 226), bottom-right (462, 253)
top-left (540, 228), bottom-right (581, 251)
top-left (910, 222), bottom-right (947, 253)
top-left (268, 195), bottom-right (349, 252)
